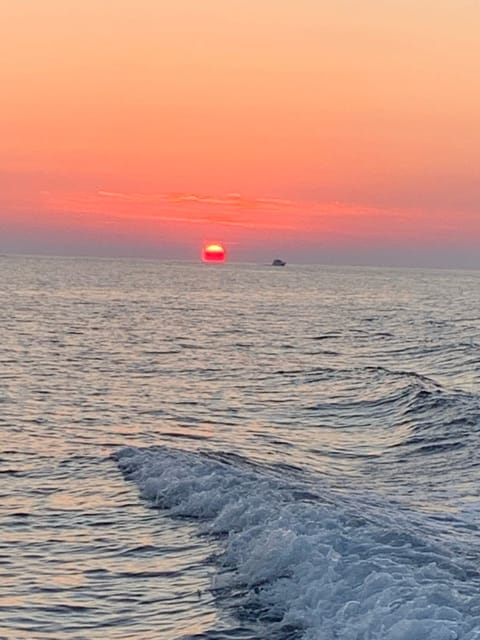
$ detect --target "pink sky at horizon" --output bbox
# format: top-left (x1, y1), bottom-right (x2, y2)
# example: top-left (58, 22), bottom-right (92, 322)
top-left (1, 0), bottom-right (479, 267)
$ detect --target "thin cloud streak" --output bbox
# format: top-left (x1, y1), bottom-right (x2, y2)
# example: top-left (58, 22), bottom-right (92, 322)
top-left (24, 188), bottom-right (480, 242)
top-left (2, 187), bottom-right (478, 266)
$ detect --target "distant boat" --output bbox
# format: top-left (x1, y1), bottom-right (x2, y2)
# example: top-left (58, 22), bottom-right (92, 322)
top-left (272, 258), bottom-right (286, 267)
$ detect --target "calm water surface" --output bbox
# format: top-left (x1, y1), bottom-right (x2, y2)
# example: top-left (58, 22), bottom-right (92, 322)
top-left (1, 256), bottom-right (480, 639)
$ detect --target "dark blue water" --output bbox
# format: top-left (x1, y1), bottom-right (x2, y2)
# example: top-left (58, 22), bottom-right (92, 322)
top-left (1, 255), bottom-right (479, 639)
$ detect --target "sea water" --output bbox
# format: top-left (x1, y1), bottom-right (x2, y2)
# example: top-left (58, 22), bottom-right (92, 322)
top-left (1, 255), bottom-right (480, 639)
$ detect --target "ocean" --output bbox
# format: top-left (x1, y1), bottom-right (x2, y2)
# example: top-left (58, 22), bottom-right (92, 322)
top-left (1, 255), bottom-right (480, 640)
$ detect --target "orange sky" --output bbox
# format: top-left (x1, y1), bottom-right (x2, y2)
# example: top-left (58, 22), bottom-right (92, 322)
top-left (1, 0), bottom-right (479, 266)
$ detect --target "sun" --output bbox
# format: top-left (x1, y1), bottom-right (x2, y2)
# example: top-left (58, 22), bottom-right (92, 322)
top-left (202, 242), bottom-right (226, 262)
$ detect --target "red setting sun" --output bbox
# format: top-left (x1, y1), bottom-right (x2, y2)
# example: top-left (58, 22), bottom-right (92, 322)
top-left (202, 242), bottom-right (226, 262)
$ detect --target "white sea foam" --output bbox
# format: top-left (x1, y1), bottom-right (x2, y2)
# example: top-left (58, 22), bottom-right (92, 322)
top-left (116, 446), bottom-right (480, 639)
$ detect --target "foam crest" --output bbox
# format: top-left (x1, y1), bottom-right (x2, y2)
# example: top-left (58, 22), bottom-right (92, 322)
top-left (115, 446), bottom-right (480, 639)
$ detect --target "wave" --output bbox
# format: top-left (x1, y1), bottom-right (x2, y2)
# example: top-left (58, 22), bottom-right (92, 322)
top-left (114, 446), bottom-right (480, 640)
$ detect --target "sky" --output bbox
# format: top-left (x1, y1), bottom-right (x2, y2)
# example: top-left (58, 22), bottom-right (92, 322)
top-left (1, 0), bottom-right (479, 267)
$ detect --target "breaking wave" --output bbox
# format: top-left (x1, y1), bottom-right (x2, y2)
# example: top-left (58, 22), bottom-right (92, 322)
top-left (115, 446), bottom-right (480, 640)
